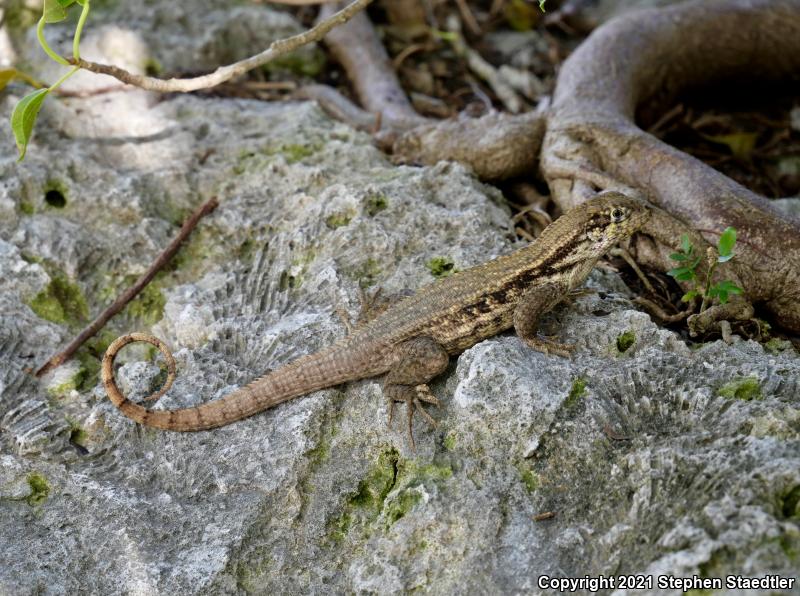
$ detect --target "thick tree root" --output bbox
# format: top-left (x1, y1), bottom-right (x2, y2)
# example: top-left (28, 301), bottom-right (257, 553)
top-left (312, 0), bottom-right (800, 332)
top-left (541, 0), bottom-right (800, 332)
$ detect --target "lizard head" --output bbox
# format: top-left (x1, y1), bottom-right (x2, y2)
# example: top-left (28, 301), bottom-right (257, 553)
top-left (580, 191), bottom-right (650, 251)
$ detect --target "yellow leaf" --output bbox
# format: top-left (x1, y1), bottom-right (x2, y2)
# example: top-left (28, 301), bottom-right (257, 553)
top-left (702, 132), bottom-right (758, 159)
top-left (0, 68), bottom-right (17, 91)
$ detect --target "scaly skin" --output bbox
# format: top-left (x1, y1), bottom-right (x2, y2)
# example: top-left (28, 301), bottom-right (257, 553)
top-left (102, 191), bottom-right (651, 446)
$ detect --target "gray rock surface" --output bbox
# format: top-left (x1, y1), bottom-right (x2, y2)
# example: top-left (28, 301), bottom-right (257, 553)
top-left (1, 2), bottom-right (799, 595)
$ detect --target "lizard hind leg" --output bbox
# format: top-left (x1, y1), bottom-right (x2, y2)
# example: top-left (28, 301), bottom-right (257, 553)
top-left (383, 336), bottom-right (449, 449)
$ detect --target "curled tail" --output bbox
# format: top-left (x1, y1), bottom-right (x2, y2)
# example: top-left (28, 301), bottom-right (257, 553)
top-left (101, 332), bottom-right (369, 431)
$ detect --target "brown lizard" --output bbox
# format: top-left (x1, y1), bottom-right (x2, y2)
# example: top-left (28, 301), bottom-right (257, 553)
top-left (101, 191), bottom-right (650, 446)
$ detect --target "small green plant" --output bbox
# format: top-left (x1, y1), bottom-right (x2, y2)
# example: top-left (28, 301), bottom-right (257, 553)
top-left (426, 256), bottom-right (457, 279)
top-left (11, 0), bottom-right (93, 160)
top-left (668, 227), bottom-right (743, 312)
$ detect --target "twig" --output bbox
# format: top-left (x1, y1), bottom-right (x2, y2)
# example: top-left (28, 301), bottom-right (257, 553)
top-left (455, 0), bottom-right (482, 36)
top-left (68, 0), bottom-right (373, 93)
top-left (609, 247), bottom-right (656, 295)
top-left (35, 197), bottom-right (219, 377)
top-left (446, 16), bottom-right (523, 113)
top-left (633, 296), bottom-right (692, 324)
top-left (533, 511), bottom-right (556, 521)
top-left (55, 83), bottom-right (131, 97)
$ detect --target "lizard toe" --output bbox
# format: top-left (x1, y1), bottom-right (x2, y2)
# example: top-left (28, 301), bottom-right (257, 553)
top-left (414, 384), bottom-right (440, 405)
top-left (524, 335), bottom-right (575, 357)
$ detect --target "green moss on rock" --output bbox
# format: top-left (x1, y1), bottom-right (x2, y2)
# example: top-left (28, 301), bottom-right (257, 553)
top-left (28, 273), bottom-right (88, 325)
top-left (327, 448), bottom-right (399, 542)
top-left (327, 450), bottom-right (452, 543)
top-left (765, 337), bottom-right (793, 354)
top-left (325, 212), bottom-right (352, 229)
top-left (74, 330), bottom-right (117, 392)
top-left (426, 257), bottom-right (457, 279)
top-left (779, 485), bottom-right (800, 519)
top-left (47, 369), bottom-right (86, 398)
top-left (26, 473), bottom-right (50, 506)
top-left (365, 194), bottom-right (389, 216)
top-left (354, 258), bottom-right (382, 289)
top-left (261, 142), bottom-right (322, 164)
top-left (127, 282), bottom-right (166, 325)
top-left (718, 376), bottom-right (762, 401)
top-left (19, 199), bottom-right (35, 215)
top-left (565, 378), bottom-right (587, 409)
top-left (518, 465), bottom-right (540, 493)
top-left (398, 459), bottom-right (453, 484)
top-left (384, 489), bottom-right (422, 528)
top-left (616, 330), bottom-right (636, 353)
top-left (443, 433), bottom-right (457, 451)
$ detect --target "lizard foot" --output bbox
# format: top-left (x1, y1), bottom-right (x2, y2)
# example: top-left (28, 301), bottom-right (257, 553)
top-left (385, 383), bottom-right (439, 450)
top-left (523, 335), bottom-right (574, 357)
top-left (567, 287), bottom-right (595, 302)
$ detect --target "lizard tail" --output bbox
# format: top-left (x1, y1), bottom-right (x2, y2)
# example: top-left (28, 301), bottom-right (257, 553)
top-left (101, 332), bottom-right (369, 431)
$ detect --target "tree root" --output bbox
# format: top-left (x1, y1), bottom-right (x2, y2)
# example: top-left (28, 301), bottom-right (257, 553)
top-left (309, 0), bottom-right (800, 332)
top-left (316, 5), bottom-right (426, 128)
top-left (541, 0), bottom-right (800, 332)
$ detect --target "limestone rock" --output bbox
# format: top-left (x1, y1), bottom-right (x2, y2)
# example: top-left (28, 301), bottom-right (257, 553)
top-left (1, 1), bottom-right (798, 594)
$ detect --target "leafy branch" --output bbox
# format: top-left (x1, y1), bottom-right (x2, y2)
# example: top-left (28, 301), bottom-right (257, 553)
top-left (11, 0), bottom-right (91, 160)
top-left (10, 0), bottom-right (373, 160)
top-left (668, 227), bottom-right (743, 311)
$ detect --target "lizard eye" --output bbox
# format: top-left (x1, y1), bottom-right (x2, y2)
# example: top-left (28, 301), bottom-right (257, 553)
top-left (611, 207), bottom-right (626, 222)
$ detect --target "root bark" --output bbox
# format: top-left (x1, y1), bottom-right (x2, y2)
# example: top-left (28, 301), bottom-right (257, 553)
top-left (313, 0), bottom-right (800, 331)
top-left (541, 0), bottom-right (800, 331)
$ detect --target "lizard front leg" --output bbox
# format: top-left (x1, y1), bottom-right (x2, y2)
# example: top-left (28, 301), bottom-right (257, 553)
top-left (384, 336), bottom-right (449, 449)
top-left (514, 281), bottom-right (574, 357)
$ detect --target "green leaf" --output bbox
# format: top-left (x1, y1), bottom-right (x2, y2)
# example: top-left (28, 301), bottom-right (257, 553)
top-left (431, 29), bottom-right (458, 42)
top-left (715, 280), bottom-right (743, 294)
top-left (43, 0), bottom-right (71, 23)
top-left (680, 234), bottom-right (692, 254)
top-left (681, 290), bottom-right (699, 302)
top-left (670, 252), bottom-right (688, 262)
top-left (718, 226), bottom-right (736, 257)
top-left (668, 267), bottom-right (696, 282)
top-left (11, 88), bottom-right (50, 160)
top-left (708, 280), bottom-right (743, 305)
top-left (539, 0), bottom-right (547, 11)
top-left (717, 254), bottom-right (734, 263)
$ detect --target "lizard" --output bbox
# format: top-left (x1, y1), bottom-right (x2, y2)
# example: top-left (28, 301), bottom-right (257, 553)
top-left (101, 191), bottom-right (651, 447)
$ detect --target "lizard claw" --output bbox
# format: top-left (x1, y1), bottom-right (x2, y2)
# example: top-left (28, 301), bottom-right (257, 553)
top-left (385, 383), bottom-right (439, 450)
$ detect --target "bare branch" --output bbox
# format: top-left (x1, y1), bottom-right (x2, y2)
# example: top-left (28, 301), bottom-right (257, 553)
top-left (35, 197), bottom-right (219, 377)
top-left (68, 0), bottom-right (373, 93)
